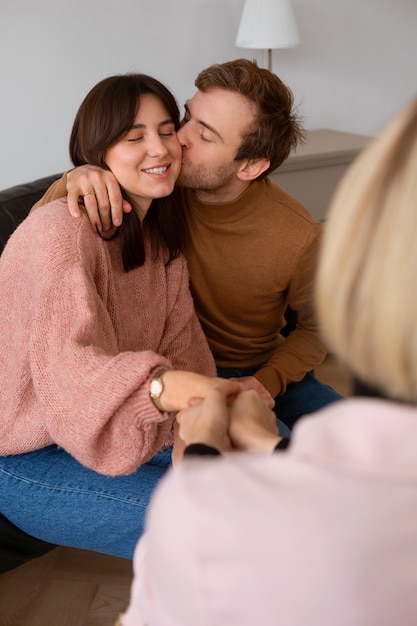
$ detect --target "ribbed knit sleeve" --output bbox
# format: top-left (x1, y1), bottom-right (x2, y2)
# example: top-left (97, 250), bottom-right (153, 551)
top-left (0, 200), bottom-right (215, 475)
top-left (255, 221), bottom-right (326, 395)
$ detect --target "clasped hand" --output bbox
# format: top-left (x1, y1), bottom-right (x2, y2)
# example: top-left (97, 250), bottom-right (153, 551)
top-left (174, 388), bottom-right (281, 462)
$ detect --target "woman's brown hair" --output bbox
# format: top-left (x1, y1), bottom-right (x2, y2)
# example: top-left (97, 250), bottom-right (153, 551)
top-left (69, 74), bottom-right (186, 271)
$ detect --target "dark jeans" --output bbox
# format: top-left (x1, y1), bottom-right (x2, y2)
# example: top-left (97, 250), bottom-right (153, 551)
top-left (217, 369), bottom-right (343, 433)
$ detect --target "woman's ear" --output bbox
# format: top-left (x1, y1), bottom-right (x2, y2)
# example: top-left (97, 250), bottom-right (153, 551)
top-left (237, 157), bottom-right (270, 181)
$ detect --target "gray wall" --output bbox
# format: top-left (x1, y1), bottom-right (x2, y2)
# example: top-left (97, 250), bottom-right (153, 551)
top-left (1, 0), bottom-right (416, 188)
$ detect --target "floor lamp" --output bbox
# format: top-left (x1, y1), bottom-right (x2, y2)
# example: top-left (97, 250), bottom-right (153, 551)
top-left (235, 0), bottom-right (300, 72)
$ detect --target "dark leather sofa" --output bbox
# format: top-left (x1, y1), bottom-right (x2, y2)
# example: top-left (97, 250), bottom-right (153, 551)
top-left (0, 173), bottom-right (62, 573)
top-left (0, 173), bottom-right (62, 253)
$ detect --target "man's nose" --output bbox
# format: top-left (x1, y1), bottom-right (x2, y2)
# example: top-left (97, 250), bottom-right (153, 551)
top-left (177, 125), bottom-right (188, 148)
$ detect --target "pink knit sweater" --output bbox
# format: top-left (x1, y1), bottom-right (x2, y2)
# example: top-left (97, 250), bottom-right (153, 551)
top-left (0, 200), bottom-right (215, 475)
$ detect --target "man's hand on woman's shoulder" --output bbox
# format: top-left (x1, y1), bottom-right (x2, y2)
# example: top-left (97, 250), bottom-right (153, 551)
top-left (66, 165), bottom-right (132, 231)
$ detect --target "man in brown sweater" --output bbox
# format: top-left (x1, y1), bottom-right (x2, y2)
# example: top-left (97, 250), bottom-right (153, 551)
top-left (35, 59), bottom-right (342, 430)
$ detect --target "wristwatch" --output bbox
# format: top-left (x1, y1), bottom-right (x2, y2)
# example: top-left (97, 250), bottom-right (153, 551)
top-left (149, 369), bottom-right (168, 411)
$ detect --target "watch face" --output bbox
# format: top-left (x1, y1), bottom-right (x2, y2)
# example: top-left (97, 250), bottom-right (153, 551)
top-left (150, 378), bottom-right (163, 397)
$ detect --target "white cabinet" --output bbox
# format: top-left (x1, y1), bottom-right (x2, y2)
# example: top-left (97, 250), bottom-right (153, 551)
top-left (271, 129), bottom-right (372, 221)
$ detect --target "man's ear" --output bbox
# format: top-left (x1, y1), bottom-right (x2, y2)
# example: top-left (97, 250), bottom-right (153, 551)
top-left (237, 157), bottom-right (270, 182)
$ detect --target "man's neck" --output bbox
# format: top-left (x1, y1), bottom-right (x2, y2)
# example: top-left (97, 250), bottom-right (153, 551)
top-left (192, 180), bottom-right (252, 204)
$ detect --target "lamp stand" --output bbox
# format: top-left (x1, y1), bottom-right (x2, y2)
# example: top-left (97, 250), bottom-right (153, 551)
top-left (267, 48), bottom-right (272, 72)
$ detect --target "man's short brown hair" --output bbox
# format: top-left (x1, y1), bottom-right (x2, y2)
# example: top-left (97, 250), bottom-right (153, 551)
top-left (195, 59), bottom-right (304, 178)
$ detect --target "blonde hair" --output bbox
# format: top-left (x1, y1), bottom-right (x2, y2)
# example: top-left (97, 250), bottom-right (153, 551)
top-left (316, 97), bottom-right (417, 402)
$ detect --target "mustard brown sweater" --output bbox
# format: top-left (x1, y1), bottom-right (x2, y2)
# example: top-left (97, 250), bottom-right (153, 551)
top-left (181, 179), bottom-right (326, 396)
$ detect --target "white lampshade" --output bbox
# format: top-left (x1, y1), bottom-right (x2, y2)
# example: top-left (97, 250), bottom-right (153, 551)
top-left (236, 0), bottom-right (300, 50)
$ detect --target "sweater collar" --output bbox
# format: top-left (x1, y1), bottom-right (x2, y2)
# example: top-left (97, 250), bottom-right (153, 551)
top-left (183, 179), bottom-right (269, 224)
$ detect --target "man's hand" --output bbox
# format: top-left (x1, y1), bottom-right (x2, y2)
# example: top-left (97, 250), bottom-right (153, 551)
top-left (228, 390), bottom-right (281, 453)
top-left (229, 376), bottom-right (275, 409)
top-left (66, 165), bottom-right (132, 231)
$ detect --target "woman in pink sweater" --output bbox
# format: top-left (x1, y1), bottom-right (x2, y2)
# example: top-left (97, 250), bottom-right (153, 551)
top-left (120, 95), bottom-right (417, 624)
top-left (0, 74), bottom-right (240, 558)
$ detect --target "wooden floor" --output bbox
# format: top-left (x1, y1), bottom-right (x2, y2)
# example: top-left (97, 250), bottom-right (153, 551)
top-left (0, 547), bottom-right (132, 626)
top-left (0, 354), bottom-right (352, 626)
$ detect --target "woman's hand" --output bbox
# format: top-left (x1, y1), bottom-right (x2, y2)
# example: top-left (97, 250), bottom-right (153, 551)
top-left (66, 165), bottom-right (132, 230)
top-left (173, 387), bottom-right (281, 461)
top-left (228, 390), bottom-right (281, 453)
top-left (157, 370), bottom-right (242, 413)
top-left (171, 422), bottom-right (187, 465)
top-left (175, 389), bottom-right (232, 455)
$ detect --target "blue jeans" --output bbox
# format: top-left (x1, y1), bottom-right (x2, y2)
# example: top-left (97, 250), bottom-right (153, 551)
top-left (273, 372), bottom-right (343, 429)
top-left (0, 445), bottom-right (172, 559)
top-left (217, 369), bottom-right (343, 434)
